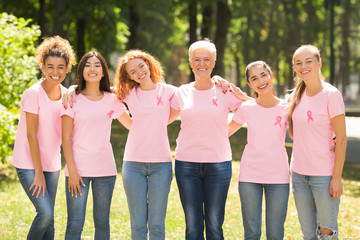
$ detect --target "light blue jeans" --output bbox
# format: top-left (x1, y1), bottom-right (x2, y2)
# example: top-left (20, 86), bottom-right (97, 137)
top-left (238, 182), bottom-right (289, 240)
top-left (65, 176), bottom-right (116, 240)
top-left (122, 161), bottom-right (172, 240)
top-left (16, 168), bottom-right (60, 240)
top-left (292, 171), bottom-right (340, 240)
top-left (175, 160), bottom-right (232, 240)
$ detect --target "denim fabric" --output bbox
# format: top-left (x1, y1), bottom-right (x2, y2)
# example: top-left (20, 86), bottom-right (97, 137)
top-left (292, 171), bottom-right (340, 240)
top-left (122, 161), bottom-right (173, 240)
top-left (175, 160), bottom-right (232, 240)
top-left (16, 168), bottom-right (60, 240)
top-left (238, 182), bottom-right (289, 240)
top-left (65, 176), bottom-right (116, 240)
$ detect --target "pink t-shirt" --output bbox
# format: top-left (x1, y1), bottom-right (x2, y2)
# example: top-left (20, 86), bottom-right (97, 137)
top-left (171, 83), bottom-right (242, 163)
top-left (232, 99), bottom-right (290, 184)
top-left (291, 82), bottom-right (345, 176)
top-left (123, 83), bottom-right (177, 162)
top-left (12, 81), bottom-right (66, 172)
top-left (62, 92), bottom-right (125, 177)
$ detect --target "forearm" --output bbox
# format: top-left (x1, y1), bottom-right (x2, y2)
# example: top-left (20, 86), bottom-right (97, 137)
top-left (332, 136), bottom-right (347, 179)
top-left (27, 134), bottom-right (43, 173)
top-left (62, 137), bottom-right (78, 174)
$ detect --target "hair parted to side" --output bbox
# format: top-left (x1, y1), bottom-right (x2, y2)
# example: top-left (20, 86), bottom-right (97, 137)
top-left (75, 51), bottom-right (111, 94)
top-left (245, 60), bottom-right (275, 98)
top-left (288, 44), bottom-right (323, 137)
top-left (35, 35), bottom-right (76, 72)
top-left (188, 38), bottom-right (217, 61)
top-left (114, 49), bottom-right (164, 100)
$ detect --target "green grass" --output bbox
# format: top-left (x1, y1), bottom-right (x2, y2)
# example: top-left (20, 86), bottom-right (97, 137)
top-left (1, 121), bottom-right (360, 239)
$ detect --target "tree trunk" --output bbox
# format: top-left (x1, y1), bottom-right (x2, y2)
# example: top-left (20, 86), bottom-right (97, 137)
top-left (128, 0), bottom-right (141, 50)
top-left (340, 0), bottom-right (351, 97)
top-left (201, 1), bottom-right (215, 39)
top-left (188, 0), bottom-right (198, 82)
top-left (52, 0), bottom-right (67, 37)
top-left (213, 0), bottom-right (231, 77)
top-left (76, 18), bottom-right (86, 59)
top-left (38, 0), bottom-right (46, 39)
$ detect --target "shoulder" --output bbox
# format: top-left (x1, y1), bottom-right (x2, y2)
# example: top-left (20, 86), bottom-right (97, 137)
top-left (323, 82), bottom-right (341, 94)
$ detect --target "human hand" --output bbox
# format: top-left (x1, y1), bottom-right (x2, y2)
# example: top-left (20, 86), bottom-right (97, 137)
top-left (229, 83), bottom-right (252, 101)
top-left (29, 172), bottom-right (46, 198)
top-left (68, 171), bottom-right (85, 198)
top-left (62, 85), bottom-right (78, 109)
top-left (330, 177), bottom-right (342, 199)
top-left (212, 75), bottom-right (230, 93)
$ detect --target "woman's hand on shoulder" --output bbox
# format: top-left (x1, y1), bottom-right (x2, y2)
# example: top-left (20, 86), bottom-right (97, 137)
top-left (212, 75), bottom-right (230, 93)
top-left (62, 85), bottom-right (78, 109)
top-left (229, 83), bottom-right (252, 101)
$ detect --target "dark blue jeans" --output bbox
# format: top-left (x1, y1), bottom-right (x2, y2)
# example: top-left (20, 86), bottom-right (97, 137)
top-left (65, 176), bottom-right (116, 240)
top-left (175, 160), bottom-right (232, 240)
top-left (16, 168), bottom-right (60, 240)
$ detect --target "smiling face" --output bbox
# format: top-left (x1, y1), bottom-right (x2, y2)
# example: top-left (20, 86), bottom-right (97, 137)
top-left (83, 56), bottom-right (103, 83)
top-left (189, 47), bottom-right (216, 78)
top-left (293, 47), bottom-right (322, 83)
top-left (247, 66), bottom-right (273, 96)
top-left (41, 56), bottom-right (68, 84)
top-left (125, 58), bottom-right (152, 84)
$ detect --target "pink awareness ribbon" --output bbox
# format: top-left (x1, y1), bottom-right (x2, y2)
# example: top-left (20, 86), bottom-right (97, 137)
top-left (107, 110), bottom-right (114, 119)
top-left (307, 110), bottom-right (314, 123)
top-left (274, 116), bottom-right (282, 127)
top-left (157, 95), bottom-right (163, 106)
top-left (212, 97), bottom-right (218, 107)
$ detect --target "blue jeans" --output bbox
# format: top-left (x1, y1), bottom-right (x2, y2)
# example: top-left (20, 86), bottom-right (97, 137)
top-left (238, 182), bottom-right (289, 240)
top-left (292, 171), bottom-right (340, 240)
top-left (65, 176), bottom-right (116, 240)
top-left (16, 168), bottom-right (60, 240)
top-left (175, 160), bottom-right (232, 240)
top-left (122, 161), bottom-right (172, 240)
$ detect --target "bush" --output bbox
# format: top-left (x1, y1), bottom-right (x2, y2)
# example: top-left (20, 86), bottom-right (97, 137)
top-left (0, 12), bottom-right (41, 163)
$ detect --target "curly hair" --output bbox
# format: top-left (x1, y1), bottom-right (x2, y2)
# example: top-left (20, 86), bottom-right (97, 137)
top-left (114, 49), bottom-right (164, 100)
top-left (35, 35), bottom-right (76, 71)
top-left (75, 51), bottom-right (111, 94)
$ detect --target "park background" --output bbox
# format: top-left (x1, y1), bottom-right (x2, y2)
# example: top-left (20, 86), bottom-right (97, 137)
top-left (1, 0), bottom-right (360, 239)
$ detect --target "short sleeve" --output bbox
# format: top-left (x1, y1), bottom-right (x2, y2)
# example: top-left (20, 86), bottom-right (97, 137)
top-left (232, 105), bottom-right (245, 124)
top-left (170, 89), bottom-right (181, 110)
top-left (61, 104), bottom-right (74, 118)
top-left (226, 86), bottom-right (242, 111)
top-left (22, 88), bottom-right (39, 114)
top-left (327, 90), bottom-right (345, 119)
top-left (167, 84), bottom-right (177, 101)
top-left (112, 95), bottom-right (126, 119)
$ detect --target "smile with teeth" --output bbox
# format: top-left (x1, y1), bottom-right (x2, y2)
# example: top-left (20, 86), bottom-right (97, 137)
top-left (259, 84), bottom-right (268, 89)
top-left (51, 76), bottom-right (60, 80)
top-left (88, 73), bottom-right (97, 77)
top-left (198, 68), bottom-right (207, 71)
top-left (139, 73), bottom-right (146, 79)
top-left (301, 70), bottom-right (310, 74)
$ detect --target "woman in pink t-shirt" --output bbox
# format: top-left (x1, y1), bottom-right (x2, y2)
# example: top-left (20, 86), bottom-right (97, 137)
top-left (62, 51), bottom-right (131, 240)
top-left (12, 36), bottom-right (75, 240)
top-left (170, 39), bottom-right (248, 240)
top-left (228, 61), bottom-right (290, 239)
top-left (288, 45), bottom-right (347, 239)
top-left (113, 50), bottom-right (177, 240)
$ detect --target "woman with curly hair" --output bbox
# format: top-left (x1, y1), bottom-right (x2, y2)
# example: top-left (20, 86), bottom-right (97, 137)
top-left (114, 50), bottom-right (178, 240)
top-left (12, 35), bottom-right (75, 240)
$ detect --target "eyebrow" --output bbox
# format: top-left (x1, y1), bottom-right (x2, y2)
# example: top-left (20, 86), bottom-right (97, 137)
top-left (46, 63), bottom-right (65, 66)
top-left (295, 57), bottom-right (313, 62)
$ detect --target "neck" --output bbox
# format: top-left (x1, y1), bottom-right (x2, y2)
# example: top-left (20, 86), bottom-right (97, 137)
top-left (305, 78), bottom-right (323, 96)
top-left (81, 82), bottom-right (102, 96)
top-left (41, 80), bottom-right (61, 101)
top-left (256, 92), bottom-right (279, 108)
top-left (194, 76), bottom-right (214, 90)
top-left (139, 79), bottom-right (157, 91)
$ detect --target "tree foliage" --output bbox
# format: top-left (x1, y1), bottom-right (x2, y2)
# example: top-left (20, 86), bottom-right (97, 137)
top-left (0, 13), bottom-right (41, 162)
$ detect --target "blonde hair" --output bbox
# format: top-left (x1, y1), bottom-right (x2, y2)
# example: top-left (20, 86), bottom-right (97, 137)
top-left (288, 45), bottom-right (323, 137)
top-left (188, 38), bottom-right (217, 61)
top-left (114, 50), bottom-right (164, 100)
top-left (35, 35), bottom-right (76, 71)
top-left (245, 61), bottom-right (274, 98)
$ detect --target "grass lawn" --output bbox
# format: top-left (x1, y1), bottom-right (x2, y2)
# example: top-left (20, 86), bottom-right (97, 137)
top-left (0, 121), bottom-right (359, 239)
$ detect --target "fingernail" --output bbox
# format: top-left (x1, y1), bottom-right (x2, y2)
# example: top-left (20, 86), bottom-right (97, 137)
top-left (229, 89), bottom-right (232, 92)
top-left (70, 106), bottom-right (72, 108)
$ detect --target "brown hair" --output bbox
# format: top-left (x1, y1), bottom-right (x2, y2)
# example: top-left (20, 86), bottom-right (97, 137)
top-left (245, 60), bottom-right (275, 98)
top-left (35, 35), bottom-right (76, 72)
top-left (74, 51), bottom-right (111, 94)
top-left (114, 49), bottom-right (164, 100)
top-left (288, 45), bottom-right (323, 137)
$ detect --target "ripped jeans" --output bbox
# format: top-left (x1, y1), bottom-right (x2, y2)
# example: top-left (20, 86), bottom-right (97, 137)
top-left (292, 171), bottom-right (340, 240)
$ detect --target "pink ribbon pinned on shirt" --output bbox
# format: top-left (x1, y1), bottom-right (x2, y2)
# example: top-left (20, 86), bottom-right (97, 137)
top-left (212, 97), bottom-right (218, 107)
top-left (157, 95), bottom-right (163, 106)
top-left (274, 116), bottom-right (282, 127)
top-left (307, 110), bottom-right (314, 123)
top-left (107, 110), bottom-right (114, 119)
